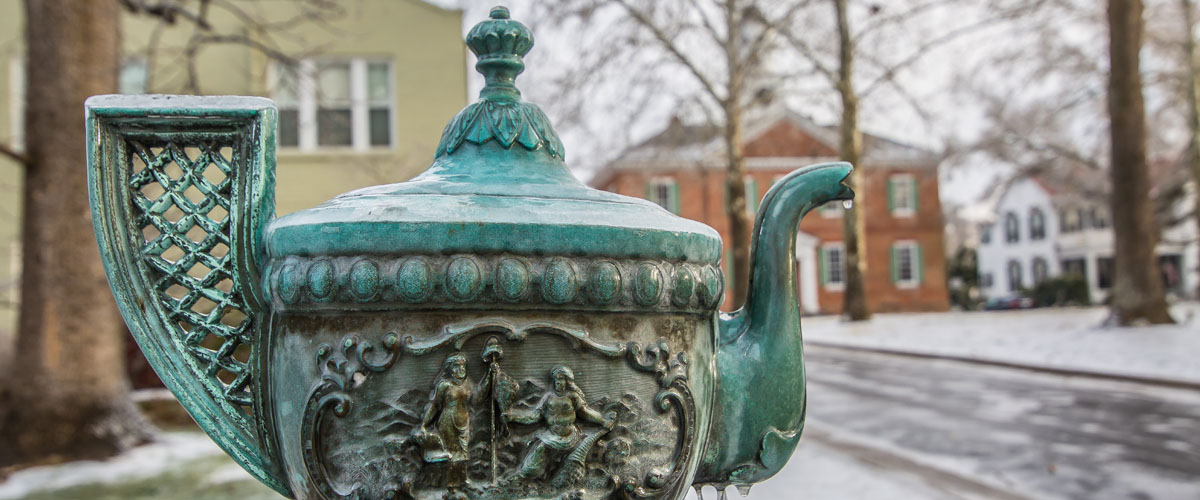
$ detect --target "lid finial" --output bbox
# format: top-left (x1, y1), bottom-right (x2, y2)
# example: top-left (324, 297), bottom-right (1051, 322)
top-left (466, 5), bottom-right (533, 100)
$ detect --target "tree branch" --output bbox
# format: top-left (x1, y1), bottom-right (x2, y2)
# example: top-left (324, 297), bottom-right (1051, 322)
top-left (0, 142), bottom-right (29, 167)
top-left (118, 0), bottom-right (213, 29)
top-left (613, 0), bottom-right (725, 103)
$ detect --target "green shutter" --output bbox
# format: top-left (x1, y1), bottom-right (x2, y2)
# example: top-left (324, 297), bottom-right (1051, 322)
top-left (819, 247), bottom-right (828, 285)
top-left (911, 178), bottom-right (919, 212)
top-left (887, 178), bottom-right (895, 212)
top-left (725, 250), bottom-right (734, 288)
top-left (915, 243), bottom-right (924, 285)
top-left (746, 178), bottom-right (758, 214)
top-left (669, 181), bottom-right (680, 214)
top-left (890, 245), bottom-right (900, 283)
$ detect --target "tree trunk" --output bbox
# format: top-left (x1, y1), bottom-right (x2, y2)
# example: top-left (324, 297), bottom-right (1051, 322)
top-left (0, 0), bottom-right (152, 466)
top-left (834, 0), bottom-right (871, 321)
top-left (1105, 0), bottom-right (1174, 324)
top-left (724, 0), bottom-right (752, 309)
top-left (1180, 0), bottom-right (1200, 299)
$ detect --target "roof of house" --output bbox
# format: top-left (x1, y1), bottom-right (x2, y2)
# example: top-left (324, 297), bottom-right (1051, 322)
top-left (591, 106), bottom-right (938, 187)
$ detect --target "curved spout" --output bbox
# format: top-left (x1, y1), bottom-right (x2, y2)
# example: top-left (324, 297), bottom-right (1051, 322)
top-left (696, 162), bottom-right (854, 489)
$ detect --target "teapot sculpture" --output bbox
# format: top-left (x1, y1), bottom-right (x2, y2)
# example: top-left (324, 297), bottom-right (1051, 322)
top-left (87, 7), bottom-right (852, 500)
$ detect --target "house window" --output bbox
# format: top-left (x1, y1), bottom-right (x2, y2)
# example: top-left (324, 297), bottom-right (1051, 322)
top-left (890, 241), bottom-right (922, 288)
top-left (820, 243), bottom-right (845, 290)
top-left (647, 177), bottom-right (679, 214)
top-left (1090, 207), bottom-right (1109, 229)
top-left (888, 174), bottom-right (917, 216)
top-left (1032, 257), bottom-right (1048, 285)
top-left (1060, 208), bottom-right (1081, 233)
top-left (1005, 212), bottom-right (1019, 243)
top-left (1007, 259), bottom-right (1023, 292)
top-left (271, 58), bottom-right (394, 151)
top-left (980, 223), bottom-right (992, 244)
top-left (1097, 257), bottom-right (1114, 289)
top-left (1029, 208), bottom-right (1046, 240)
top-left (745, 176), bottom-right (758, 215)
top-left (981, 272), bottom-right (994, 288)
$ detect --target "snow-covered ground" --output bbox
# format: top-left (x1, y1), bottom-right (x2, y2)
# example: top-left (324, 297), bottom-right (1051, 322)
top-left (802, 303), bottom-right (1200, 385)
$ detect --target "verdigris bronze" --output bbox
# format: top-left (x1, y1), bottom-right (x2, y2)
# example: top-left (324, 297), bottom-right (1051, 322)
top-left (86, 6), bottom-right (854, 500)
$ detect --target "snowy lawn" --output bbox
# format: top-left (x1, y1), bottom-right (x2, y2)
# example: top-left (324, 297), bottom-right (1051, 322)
top-left (802, 303), bottom-right (1200, 385)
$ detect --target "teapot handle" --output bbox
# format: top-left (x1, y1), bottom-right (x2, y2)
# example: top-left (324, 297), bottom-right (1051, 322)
top-left (86, 96), bottom-right (289, 496)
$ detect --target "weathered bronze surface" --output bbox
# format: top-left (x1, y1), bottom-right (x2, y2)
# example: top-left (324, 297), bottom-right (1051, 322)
top-left (86, 6), bottom-right (854, 499)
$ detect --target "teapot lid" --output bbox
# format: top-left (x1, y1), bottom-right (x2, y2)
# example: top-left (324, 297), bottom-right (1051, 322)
top-left (266, 7), bottom-right (721, 265)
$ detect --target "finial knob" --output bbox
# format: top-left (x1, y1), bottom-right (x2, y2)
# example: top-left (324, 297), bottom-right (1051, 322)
top-left (466, 5), bottom-right (533, 100)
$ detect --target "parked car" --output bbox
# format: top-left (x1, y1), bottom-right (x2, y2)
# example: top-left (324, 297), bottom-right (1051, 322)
top-left (984, 296), bottom-right (1036, 310)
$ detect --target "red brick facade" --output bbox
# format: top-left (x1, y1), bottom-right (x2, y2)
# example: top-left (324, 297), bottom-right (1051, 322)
top-left (594, 117), bottom-right (950, 314)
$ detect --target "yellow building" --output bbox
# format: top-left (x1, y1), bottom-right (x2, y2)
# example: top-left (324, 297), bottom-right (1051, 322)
top-left (0, 0), bottom-right (469, 334)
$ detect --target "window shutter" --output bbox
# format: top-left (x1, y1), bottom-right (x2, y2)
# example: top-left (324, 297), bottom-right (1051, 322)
top-left (819, 248), bottom-right (828, 285)
top-left (720, 249), bottom-right (729, 287)
top-left (669, 181), bottom-right (680, 214)
top-left (915, 243), bottom-right (924, 285)
top-left (890, 245), bottom-right (900, 283)
top-left (911, 178), bottom-right (919, 212)
top-left (887, 178), bottom-right (895, 212)
top-left (746, 178), bottom-right (758, 214)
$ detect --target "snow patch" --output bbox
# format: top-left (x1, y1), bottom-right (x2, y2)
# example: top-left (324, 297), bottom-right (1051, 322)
top-left (0, 433), bottom-right (225, 499)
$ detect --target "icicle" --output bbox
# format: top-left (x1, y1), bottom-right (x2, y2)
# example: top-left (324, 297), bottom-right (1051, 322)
top-left (717, 488), bottom-right (728, 500)
top-left (736, 484), bottom-right (753, 497)
top-left (694, 484), bottom-right (706, 500)
top-left (842, 199), bottom-right (854, 209)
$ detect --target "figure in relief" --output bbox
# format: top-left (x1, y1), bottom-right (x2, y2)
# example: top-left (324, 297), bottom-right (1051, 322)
top-left (504, 365), bottom-right (616, 488)
top-left (417, 352), bottom-right (472, 496)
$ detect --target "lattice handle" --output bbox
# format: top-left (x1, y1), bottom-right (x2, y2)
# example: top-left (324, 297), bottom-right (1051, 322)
top-left (86, 95), bottom-right (289, 496)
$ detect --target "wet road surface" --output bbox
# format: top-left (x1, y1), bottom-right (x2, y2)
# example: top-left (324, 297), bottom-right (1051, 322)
top-left (804, 345), bottom-right (1200, 500)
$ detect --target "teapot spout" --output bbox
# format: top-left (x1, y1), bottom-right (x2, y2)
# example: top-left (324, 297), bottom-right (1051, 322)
top-left (696, 162), bottom-right (853, 487)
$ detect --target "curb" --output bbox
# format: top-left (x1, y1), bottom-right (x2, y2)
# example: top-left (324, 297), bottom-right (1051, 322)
top-left (806, 342), bottom-right (1200, 391)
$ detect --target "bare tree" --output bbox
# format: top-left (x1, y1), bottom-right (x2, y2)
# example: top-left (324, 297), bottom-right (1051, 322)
top-left (1106, 0), bottom-right (1174, 324)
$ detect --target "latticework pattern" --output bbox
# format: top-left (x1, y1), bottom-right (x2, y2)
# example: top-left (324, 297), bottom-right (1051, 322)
top-left (128, 141), bottom-right (254, 410)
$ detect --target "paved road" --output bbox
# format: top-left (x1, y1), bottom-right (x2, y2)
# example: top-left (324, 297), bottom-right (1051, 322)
top-left (802, 345), bottom-right (1200, 500)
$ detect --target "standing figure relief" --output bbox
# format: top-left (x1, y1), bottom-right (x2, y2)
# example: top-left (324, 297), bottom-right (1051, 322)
top-left (417, 353), bottom-right (473, 497)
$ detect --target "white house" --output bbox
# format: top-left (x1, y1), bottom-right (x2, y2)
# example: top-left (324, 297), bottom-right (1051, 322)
top-left (977, 169), bottom-right (1198, 304)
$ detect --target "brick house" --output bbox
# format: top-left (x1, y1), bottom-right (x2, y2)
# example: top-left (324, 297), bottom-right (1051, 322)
top-left (591, 110), bottom-right (950, 313)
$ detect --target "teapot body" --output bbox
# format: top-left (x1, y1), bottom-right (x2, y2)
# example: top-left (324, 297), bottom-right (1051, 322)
top-left (264, 254), bottom-right (717, 498)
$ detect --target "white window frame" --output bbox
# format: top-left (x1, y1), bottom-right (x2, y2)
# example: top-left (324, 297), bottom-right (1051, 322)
top-left (893, 240), bottom-right (920, 289)
top-left (648, 177), bottom-right (678, 214)
top-left (889, 174), bottom-right (916, 217)
top-left (270, 58), bottom-right (394, 152)
top-left (9, 57), bottom-right (24, 153)
top-left (821, 242), bottom-right (845, 291)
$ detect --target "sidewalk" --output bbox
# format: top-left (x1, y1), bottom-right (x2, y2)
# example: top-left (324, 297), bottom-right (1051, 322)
top-left (801, 303), bottom-right (1200, 386)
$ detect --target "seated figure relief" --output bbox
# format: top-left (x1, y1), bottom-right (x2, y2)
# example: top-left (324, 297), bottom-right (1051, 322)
top-left (502, 366), bottom-right (617, 488)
